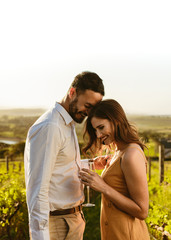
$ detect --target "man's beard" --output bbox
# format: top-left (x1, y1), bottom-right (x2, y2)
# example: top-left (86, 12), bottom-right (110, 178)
top-left (69, 98), bottom-right (87, 123)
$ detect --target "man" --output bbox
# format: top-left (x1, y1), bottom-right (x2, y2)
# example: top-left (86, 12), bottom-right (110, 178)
top-left (24, 71), bottom-right (105, 240)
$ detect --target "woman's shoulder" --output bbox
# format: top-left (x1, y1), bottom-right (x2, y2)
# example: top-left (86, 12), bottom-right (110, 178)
top-left (121, 143), bottom-right (146, 165)
top-left (121, 143), bottom-right (148, 175)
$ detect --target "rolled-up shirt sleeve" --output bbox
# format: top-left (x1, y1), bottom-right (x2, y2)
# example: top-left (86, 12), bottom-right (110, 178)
top-left (24, 122), bottom-right (61, 240)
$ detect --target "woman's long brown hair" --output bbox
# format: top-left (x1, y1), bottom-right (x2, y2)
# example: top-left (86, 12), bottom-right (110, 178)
top-left (83, 99), bottom-right (146, 155)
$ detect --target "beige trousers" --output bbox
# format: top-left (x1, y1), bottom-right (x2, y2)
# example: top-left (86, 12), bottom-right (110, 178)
top-left (49, 211), bottom-right (85, 240)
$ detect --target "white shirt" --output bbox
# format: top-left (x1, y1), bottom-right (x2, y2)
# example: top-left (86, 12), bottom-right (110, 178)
top-left (24, 102), bottom-right (84, 240)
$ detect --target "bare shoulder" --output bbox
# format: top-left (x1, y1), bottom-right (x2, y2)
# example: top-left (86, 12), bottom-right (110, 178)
top-left (121, 143), bottom-right (146, 167)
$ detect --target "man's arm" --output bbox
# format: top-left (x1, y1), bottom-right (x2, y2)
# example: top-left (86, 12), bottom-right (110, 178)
top-left (24, 123), bottom-right (61, 240)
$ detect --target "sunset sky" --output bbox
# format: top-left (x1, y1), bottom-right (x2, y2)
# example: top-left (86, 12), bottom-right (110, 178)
top-left (0, 0), bottom-right (171, 115)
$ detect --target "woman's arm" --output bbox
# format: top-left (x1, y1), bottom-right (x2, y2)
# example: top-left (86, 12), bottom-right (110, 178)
top-left (79, 148), bottom-right (149, 220)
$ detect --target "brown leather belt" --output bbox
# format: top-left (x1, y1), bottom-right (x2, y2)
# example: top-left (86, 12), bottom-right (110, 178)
top-left (50, 205), bottom-right (82, 216)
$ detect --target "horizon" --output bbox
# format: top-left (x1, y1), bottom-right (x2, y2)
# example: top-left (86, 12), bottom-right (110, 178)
top-left (0, 106), bottom-right (171, 117)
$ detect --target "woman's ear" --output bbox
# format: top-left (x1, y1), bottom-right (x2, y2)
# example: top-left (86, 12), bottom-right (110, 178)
top-left (69, 87), bottom-right (76, 99)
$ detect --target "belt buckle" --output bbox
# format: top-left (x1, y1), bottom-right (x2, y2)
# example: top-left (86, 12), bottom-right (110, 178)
top-left (74, 207), bottom-right (77, 213)
top-left (78, 205), bottom-right (82, 211)
top-left (74, 205), bottom-right (81, 213)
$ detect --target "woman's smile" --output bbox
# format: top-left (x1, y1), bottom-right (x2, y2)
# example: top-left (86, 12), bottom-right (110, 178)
top-left (91, 117), bottom-right (114, 145)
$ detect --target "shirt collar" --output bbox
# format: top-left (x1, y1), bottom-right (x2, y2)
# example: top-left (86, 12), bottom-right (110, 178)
top-left (55, 102), bottom-right (74, 125)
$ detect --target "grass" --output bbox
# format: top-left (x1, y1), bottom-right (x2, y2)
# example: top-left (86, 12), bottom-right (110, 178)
top-left (148, 161), bottom-right (171, 211)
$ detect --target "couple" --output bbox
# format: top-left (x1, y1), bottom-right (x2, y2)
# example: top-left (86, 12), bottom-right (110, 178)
top-left (24, 71), bottom-right (150, 240)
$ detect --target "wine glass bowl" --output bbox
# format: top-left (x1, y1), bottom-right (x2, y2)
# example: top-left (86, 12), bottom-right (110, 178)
top-left (81, 159), bottom-right (95, 207)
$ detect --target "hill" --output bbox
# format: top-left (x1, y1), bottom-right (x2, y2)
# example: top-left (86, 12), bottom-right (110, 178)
top-left (0, 108), bottom-right (47, 117)
top-left (127, 115), bottom-right (171, 134)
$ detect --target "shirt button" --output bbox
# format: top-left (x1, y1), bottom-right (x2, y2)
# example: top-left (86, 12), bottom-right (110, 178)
top-left (105, 221), bottom-right (108, 226)
top-left (39, 219), bottom-right (48, 229)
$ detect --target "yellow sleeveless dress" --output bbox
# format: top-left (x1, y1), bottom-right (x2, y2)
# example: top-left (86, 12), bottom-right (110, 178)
top-left (100, 146), bottom-right (150, 240)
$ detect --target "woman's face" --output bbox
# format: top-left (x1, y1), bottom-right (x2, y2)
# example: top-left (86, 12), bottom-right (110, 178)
top-left (91, 117), bottom-right (115, 145)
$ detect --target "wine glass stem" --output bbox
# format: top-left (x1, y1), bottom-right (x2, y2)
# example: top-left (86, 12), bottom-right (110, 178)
top-left (87, 186), bottom-right (90, 203)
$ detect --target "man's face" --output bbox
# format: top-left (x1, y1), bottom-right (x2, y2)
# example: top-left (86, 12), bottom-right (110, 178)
top-left (69, 89), bottom-right (103, 123)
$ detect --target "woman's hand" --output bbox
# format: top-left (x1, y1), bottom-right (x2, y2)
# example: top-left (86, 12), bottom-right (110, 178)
top-left (79, 168), bottom-right (107, 193)
top-left (94, 155), bottom-right (113, 169)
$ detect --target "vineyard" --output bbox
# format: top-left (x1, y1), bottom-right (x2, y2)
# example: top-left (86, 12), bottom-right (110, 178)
top-left (0, 114), bottom-right (171, 240)
top-left (0, 157), bottom-right (170, 239)
top-left (147, 161), bottom-right (171, 239)
top-left (0, 162), bottom-right (29, 240)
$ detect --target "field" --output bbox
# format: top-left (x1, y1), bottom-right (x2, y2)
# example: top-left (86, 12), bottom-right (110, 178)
top-left (0, 111), bottom-right (171, 239)
top-left (128, 115), bottom-right (171, 133)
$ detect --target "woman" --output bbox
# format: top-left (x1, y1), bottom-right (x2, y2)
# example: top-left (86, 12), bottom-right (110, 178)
top-left (79, 99), bottom-right (150, 240)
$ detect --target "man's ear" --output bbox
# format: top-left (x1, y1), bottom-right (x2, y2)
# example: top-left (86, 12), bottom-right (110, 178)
top-left (69, 87), bottom-right (76, 99)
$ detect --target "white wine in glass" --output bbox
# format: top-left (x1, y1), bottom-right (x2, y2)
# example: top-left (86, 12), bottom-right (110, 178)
top-left (82, 159), bottom-right (95, 207)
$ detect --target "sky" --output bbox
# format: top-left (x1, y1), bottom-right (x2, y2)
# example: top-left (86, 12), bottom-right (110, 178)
top-left (0, 0), bottom-right (171, 115)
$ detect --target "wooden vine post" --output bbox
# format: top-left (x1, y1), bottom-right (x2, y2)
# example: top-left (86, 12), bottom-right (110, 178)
top-left (6, 156), bottom-right (9, 172)
top-left (159, 144), bottom-right (164, 184)
top-left (159, 139), bottom-right (171, 184)
top-left (148, 157), bottom-right (151, 182)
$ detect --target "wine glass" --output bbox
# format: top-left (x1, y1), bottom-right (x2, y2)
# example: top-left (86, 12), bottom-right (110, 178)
top-left (81, 159), bottom-right (95, 207)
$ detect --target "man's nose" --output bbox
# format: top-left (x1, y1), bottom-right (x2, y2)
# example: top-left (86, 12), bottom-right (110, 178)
top-left (86, 106), bottom-right (95, 116)
top-left (86, 108), bottom-right (91, 116)
top-left (96, 130), bottom-right (102, 139)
